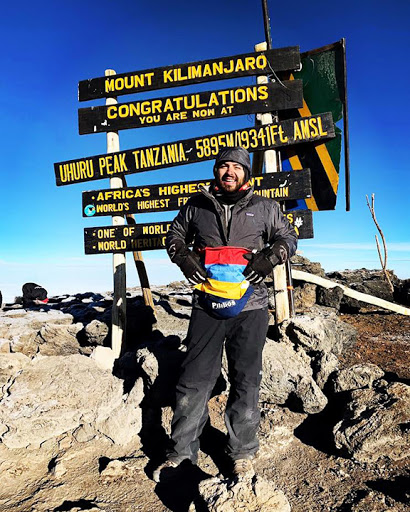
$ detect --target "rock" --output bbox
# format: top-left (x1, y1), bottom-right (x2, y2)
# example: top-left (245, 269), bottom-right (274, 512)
top-left (333, 382), bottom-right (410, 462)
top-left (0, 338), bottom-right (10, 353)
top-left (260, 340), bottom-right (328, 414)
top-left (135, 336), bottom-right (186, 406)
top-left (197, 475), bottom-right (291, 512)
top-left (316, 286), bottom-right (344, 309)
top-left (0, 354), bottom-right (142, 449)
top-left (90, 346), bottom-right (116, 371)
top-left (0, 310), bottom-right (78, 357)
top-left (95, 377), bottom-right (144, 445)
top-left (281, 314), bottom-right (357, 357)
top-left (332, 364), bottom-right (385, 392)
top-left (313, 352), bottom-right (339, 389)
top-left (340, 295), bottom-right (362, 313)
top-left (36, 323), bottom-right (83, 356)
top-left (293, 283), bottom-right (317, 311)
top-left (291, 254), bottom-right (326, 277)
top-left (339, 488), bottom-right (395, 512)
top-left (394, 278), bottom-right (410, 306)
top-left (0, 353), bottom-right (31, 400)
top-left (326, 269), bottom-right (398, 303)
top-left (99, 456), bottom-right (146, 482)
top-left (84, 319), bottom-right (109, 345)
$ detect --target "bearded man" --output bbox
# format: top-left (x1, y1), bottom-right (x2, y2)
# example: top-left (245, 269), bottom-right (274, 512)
top-left (153, 146), bottom-right (297, 482)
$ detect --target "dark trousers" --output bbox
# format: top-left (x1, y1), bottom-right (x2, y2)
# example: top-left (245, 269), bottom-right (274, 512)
top-left (167, 307), bottom-right (269, 464)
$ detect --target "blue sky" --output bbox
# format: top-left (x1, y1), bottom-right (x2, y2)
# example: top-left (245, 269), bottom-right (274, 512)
top-left (1, 0), bottom-right (409, 302)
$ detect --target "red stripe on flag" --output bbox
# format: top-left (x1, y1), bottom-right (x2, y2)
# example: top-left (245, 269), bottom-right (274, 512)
top-left (204, 246), bottom-right (250, 266)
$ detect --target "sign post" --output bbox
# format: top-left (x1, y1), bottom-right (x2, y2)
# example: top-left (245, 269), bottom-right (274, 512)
top-left (106, 69), bottom-right (127, 359)
top-left (255, 42), bottom-right (290, 323)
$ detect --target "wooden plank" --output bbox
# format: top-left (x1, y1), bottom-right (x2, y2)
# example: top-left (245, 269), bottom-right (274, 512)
top-left (82, 170), bottom-right (312, 217)
top-left (84, 210), bottom-right (313, 255)
top-left (55, 113), bottom-right (333, 186)
top-left (78, 47), bottom-right (300, 101)
top-left (78, 81), bottom-right (303, 135)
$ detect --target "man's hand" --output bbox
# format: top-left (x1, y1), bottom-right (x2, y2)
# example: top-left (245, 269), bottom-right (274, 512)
top-left (243, 249), bottom-right (277, 284)
top-left (243, 241), bottom-right (290, 284)
top-left (167, 240), bottom-right (207, 285)
top-left (271, 240), bottom-right (289, 264)
top-left (180, 252), bottom-right (207, 285)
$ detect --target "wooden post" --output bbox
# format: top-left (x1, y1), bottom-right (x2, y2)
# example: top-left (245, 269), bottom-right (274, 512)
top-left (254, 42), bottom-right (290, 324)
top-left (123, 208), bottom-right (156, 313)
top-left (106, 69), bottom-right (126, 358)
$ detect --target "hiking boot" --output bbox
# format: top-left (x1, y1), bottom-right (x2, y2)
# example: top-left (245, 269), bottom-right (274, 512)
top-left (152, 460), bottom-right (179, 483)
top-left (232, 458), bottom-right (255, 480)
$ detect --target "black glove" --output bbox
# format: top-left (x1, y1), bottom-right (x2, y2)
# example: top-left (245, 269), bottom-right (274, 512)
top-left (243, 249), bottom-right (278, 284)
top-left (167, 240), bottom-right (207, 285)
top-left (271, 240), bottom-right (289, 264)
top-left (180, 251), bottom-right (207, 285)
top-left (243, 241), bottom-right (290, 284)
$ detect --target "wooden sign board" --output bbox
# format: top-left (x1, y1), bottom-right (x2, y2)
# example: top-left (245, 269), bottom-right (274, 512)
top-left (78, 47), bottom-right (301, 101)
top-left (82, 170), bottom-right (312, 217)
top-left (78, 81), bottom-right (303, 135)
top-left (84, 210), bottom-right (313, 255)
top-left (56, 113), bottom-right (333, 186)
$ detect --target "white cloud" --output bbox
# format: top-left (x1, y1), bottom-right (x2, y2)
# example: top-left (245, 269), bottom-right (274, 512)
top-left (300, 242), bottom-right (410, 251)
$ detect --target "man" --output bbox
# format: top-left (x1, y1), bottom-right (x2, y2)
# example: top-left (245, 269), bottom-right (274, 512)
top-left (153, 146), bottom-right (297, 482)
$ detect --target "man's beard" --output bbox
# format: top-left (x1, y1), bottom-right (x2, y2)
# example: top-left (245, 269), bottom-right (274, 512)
top-left (217, 175), bottom-right (245, 193)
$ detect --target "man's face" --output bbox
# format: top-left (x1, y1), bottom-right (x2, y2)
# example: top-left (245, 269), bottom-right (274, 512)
top-left (215, 161), bottom-right (246, 193)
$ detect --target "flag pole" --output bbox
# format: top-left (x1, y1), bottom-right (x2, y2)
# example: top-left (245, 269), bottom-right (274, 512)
top-left (341, 38), bottom-right (351, 212)
top-left (261, 0), bottom-right (273, 49)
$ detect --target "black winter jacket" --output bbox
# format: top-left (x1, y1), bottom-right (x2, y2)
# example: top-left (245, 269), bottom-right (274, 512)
top-left (165, 184), bottom-right (298, 311)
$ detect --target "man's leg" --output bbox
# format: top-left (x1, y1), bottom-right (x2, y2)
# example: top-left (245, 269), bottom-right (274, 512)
top-left (224, 308), bottom-right (269, 461)
top-left (167, 308), bottom-right (226, 464)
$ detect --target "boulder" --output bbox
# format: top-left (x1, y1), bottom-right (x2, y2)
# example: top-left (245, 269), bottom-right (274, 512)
top-left (326, 269), bottom-right (398, 303)
top-left (84, 319), bottom-right (109, 346)
top-left (0, 354), bottom-right (143, 449)
top-left (90, 346), bottom-right (116, 371)
top-left (340, 295), bottom-right (362, 314)
top-left (134, 336), bottom-right (186, 406)
top-left (316, 286), bottom-right (344, 309)
top-left (0, 353), bottom-right (30, 400)
top-left (280, 314), bottom-right (357, 357)
top-left (0, 338), bottom-right (10, 353)
top-left (333, 382), bottom-right (410, 462)
top-left (36, 323), bottom-right (83, 356)
top-left (260, 340), bottom-right (328, 414)
top-left (197, 476), bottom-right (291, 512)
top-left (293, 283), bottom-right (317, 311)
top-left (291, 254), bottom-right (326, 277)
top-left (95, 377), bottom-right (144, 445)
top-left (0, 310), bottom-right (79, 357)
top-left (332, 364), bottom-right (385, 393)
top-left (394, 278), bottom-right (410, 306)
top-left (312, 352), bottom-right (339, 389)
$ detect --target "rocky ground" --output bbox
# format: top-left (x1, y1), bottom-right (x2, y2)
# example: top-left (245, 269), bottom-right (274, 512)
top-left (0, 262), bottom-right (408, 512)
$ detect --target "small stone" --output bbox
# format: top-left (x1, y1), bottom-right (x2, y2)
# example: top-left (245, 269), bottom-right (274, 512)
top-left (332, 364), bottom-right (385, 393)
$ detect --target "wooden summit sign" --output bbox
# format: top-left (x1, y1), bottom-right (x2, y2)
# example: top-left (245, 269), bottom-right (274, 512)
top-left (78, 81), bottom-right (303, 135)
top-left (78, 47), bottom-right (300, 101)
top-left (84, 210), bottom-right (313, 255)
top-left (82, 170), bottom-right (312, 217)
top-left (56, 113), bottom-right (333, 186)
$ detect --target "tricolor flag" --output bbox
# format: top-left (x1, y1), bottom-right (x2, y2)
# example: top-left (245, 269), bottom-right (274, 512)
top-left (194, 246), bottom-right (254, 318)
top-left (279, 39), bottom-right (349, 211)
